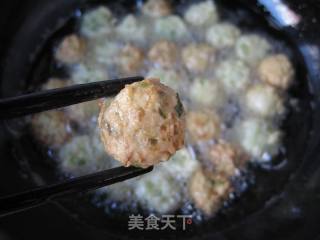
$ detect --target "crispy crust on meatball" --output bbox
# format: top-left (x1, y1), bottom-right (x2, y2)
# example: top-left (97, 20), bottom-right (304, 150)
top-left (98, 78), bottom-right (185, 168)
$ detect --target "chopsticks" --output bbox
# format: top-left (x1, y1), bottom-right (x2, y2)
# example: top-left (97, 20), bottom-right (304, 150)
top-left (0, 166), bottom-right (153, 218)
top-left (0, 76), bottom-right (154, 217)
top-left (0, 76), bottom-right (143, 119)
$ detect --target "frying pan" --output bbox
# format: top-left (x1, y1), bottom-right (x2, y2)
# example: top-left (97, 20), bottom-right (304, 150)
top-left (0, 0), bottom-right (320, 239)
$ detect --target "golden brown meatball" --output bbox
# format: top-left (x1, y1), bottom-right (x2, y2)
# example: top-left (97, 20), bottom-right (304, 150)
top-left (186, 110), bottom-right (221, 143)
top-left (55, 34), bottom-right (86, 64)
top-left (142, 0), bottom-right (172, 18)
top-left (258, 54), bottom-right (294, 89)
top-left (209, 142), bottom-right (237, 177)
top-left (189, 168), bottom-right (232, 215)
top-left (118, 44), bottom-right (144, 75)
top-left (148, 40), bottom-right (178, 68)
top-left (98, 78), bottom-right (185, 168)
top-left (31, 111), bottom-right (71, 148)
top-left (182, 43), bottom-right (215, 73)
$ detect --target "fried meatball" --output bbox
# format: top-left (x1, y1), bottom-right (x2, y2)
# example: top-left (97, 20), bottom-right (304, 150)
top-left (184, 0), bottom-right (218, 26)
top-left (182, 43), bottom-right (215, 73)
top-left (206, 23), bottom-right (240, 49)
top-left (189, 168), bottom-right (231, 215)
top-left (190, 78), bottom-right (226, 108)
top-left (154, 16), bottom-right (189, 41)
top-left (209, 142), bottom-right (237, 177)
top-left (216, 59), bottom-right (250, 94)
top-left (55, 34), bottom-right (86, 64)
top-left (235, 117), bottom-right (281, 159)
top-left (142, 0), bottom-right (172, 18)
top-left (118, 44), bottom-right (144, 75)
top-left (98, 78), bottom-right (185, 168)
top-left (31, 111), bottom-right (70, 148)
top-left (81, 6), bottom-right (114, 38)
top-left (235, 34), bottom-right (271, 65)
top-left (245, 83), bottom-right (284, 117)
top-left (186, 110), bottom-right (221, 143)
top-left (148, 40), bottom-right (178, 68)
top-left (116, 14), bottom-right (147, 43)
top-left (258, 54), bottom-right (294, 89)
top-left (134, 167), bottom-right (182, 213)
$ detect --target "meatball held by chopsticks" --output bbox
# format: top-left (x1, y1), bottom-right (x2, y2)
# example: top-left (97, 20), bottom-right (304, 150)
top-left (98, 78), bottom-right (185, 168)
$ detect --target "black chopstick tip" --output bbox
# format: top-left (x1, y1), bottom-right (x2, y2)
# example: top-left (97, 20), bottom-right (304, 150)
top-left (123, 165), bottom-right (153, 174)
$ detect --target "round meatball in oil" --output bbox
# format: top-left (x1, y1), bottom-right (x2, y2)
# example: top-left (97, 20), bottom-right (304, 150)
top-left (189, 77), bottom-right (226, 108)
top-left (244, 83), bottom-right (284, 117)
top-left (116, 15), bottom-right (147, 43)
top-left (134, 167), bottom-right (182, 213)
top-left (216, 59), bottom-right (250, 94)
top-left (258, 54), bottom-right (294, 89)
top-left (209, 142), bottom-right (238, 177)
top-left (80, 6), bottom-right (114, 38)
top-left (161, 147), bottom-right (199, 180)
top-left (118, 44), bottom-right (144, 75)
top-left (148, 40), bottom-right (178, 68)
top-left (184, 0), bottom-right (218, 27)
top-left (55, 34), bottom-right (86, 64)
top-left (206, 23), bottom-right (240, 49)
top-left (186, 110), bottom-right (221, 143)
top-left (154, 16), bottom-right (189, 41)
top-left (235, 117), bottom-right (281, 159)
top-left (98, 78), bottom-right (185, 168)
top-left (189, 168), bottom-right (232, 216)
top-left (182, 43), bottom-right (215, 73)
top-left (59, 135), bottom-right (103, 177)
top-left (235, 34), bottom-right (271, 65)
top-left (31, 111), bottom-right (71, 148)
